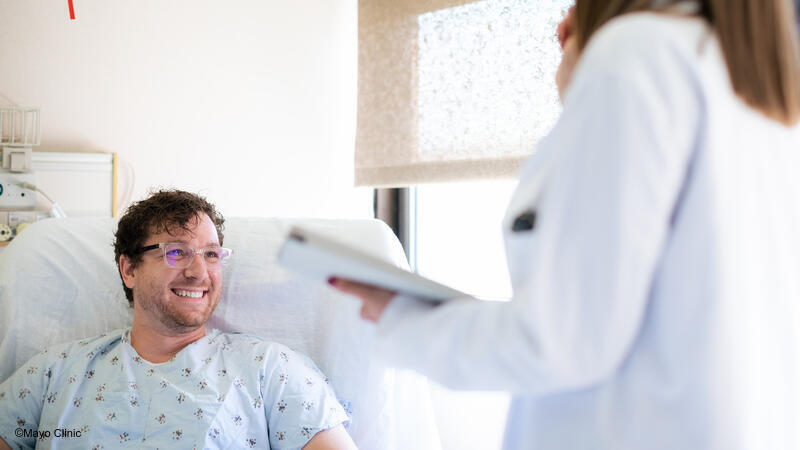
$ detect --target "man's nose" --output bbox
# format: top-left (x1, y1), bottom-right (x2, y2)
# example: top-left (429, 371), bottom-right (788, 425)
top-left (183, 253), bottom-right (209, 278)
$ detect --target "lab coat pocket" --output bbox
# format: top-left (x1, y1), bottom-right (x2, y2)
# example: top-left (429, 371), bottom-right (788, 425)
top-left (511, 210), bottom-right (537, 232)
top-left (504, 210), bottom-right (543, 290)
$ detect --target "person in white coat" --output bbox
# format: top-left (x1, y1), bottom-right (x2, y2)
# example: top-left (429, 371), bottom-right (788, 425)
top-left (334, 0), bottom-right (800, 448)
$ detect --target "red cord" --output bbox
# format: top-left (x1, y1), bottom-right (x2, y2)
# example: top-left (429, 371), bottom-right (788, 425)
top-left (68, 0), bottom-right (75, 20)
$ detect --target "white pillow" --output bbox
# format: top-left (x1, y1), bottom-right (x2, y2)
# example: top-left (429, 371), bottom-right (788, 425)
top-left (0, 217), bottom-right (440, 449)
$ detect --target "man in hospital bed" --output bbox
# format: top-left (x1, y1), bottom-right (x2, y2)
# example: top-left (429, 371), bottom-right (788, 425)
top-left (0, 189), bottom-right (356, 449)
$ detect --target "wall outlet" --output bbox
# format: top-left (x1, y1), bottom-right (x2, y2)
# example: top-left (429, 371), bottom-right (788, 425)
top-left (0, 173), bottom-right (37, 210)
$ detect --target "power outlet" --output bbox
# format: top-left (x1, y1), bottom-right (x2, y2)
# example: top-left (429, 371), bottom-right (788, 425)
top-left (0, 173), bottom-right (37, 210)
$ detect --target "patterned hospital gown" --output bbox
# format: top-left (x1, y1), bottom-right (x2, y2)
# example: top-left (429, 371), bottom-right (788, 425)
top-left (0, 328), bottom-right (349, 449)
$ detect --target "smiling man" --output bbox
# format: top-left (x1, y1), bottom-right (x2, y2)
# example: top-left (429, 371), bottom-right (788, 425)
top-left (0, 189), bottom-right (355, 449)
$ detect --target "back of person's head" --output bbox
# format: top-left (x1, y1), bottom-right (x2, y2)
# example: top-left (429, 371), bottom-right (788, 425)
top-left (573, 0), bottom-right (800, 126)
top-left (113, 189), bottom-right (225, 305)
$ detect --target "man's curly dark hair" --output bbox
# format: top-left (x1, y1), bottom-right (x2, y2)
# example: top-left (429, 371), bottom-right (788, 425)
top-left (113, 189), bottom-right (225, 306)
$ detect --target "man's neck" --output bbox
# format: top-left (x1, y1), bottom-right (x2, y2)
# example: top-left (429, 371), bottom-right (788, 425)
top-left (129, 320), bottom-right (207, 363)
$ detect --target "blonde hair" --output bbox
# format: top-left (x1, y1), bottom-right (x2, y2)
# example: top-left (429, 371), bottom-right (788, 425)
top-left (574, 0), bottom-right (800, 126)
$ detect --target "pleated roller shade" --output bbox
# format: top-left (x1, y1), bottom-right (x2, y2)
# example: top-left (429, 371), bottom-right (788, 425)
top-left (355, 0), bottom-right (570, 187)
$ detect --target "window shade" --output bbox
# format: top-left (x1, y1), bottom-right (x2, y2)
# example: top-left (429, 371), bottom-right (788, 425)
top-left (355, 0), bottom-right (570, 187)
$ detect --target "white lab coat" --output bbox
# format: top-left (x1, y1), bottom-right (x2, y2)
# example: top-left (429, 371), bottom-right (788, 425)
top-left (374, 12), bottom-right (800, 450)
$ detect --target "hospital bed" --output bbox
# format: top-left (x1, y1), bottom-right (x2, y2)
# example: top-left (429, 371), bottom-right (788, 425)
top-left (0, 217), bottom-right (441, 449)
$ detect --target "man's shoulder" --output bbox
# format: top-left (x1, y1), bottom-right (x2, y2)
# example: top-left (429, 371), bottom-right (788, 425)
top-left (30, 328), bottom-right (127, 363)
top-left (208, 330), bottom-right (289, 350)
top-left (3, 328), bottom-right (127, 391)
top-left (206, 330), bottom-right (313, 367)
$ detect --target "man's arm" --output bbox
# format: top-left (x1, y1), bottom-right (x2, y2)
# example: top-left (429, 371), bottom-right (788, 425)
top-left (302, 424), bottom-right (357, 450)
top-left (0, 352), bottom-right (51, 449)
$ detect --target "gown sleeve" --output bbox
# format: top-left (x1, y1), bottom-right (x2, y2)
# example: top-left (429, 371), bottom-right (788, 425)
top-left (0, 350), bottom-right (52, 448)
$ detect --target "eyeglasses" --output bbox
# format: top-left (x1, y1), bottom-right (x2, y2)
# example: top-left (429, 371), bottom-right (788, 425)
top-left (135, 242), bottom-right (232, 270)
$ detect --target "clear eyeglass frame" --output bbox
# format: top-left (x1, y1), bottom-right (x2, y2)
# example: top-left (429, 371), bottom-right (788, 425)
top-left (136, 242), bottom-right (232, 270)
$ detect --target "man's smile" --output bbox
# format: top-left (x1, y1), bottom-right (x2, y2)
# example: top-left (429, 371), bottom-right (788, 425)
top-left (171, 288), bottom-right (207, 299)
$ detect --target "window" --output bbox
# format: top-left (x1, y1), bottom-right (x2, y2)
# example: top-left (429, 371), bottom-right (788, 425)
top-left (356, 0), bottom-right (571, 185)
top-left (410, 180), bottom-right (518, 450)
top-left (417, 0), bottom-right (565, 166)
top-left (412, 180), bottom-right (517, 300)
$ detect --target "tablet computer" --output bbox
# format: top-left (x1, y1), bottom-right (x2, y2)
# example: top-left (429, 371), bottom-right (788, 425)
top-left (277, 226), bottom-right (469, 302)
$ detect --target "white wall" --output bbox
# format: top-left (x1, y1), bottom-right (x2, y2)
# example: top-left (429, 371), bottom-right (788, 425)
top-left (0, 0), bottom-right (371, 218)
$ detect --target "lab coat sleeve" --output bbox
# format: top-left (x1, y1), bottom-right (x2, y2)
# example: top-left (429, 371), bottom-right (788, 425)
top-left (373, 21), bottom-right (704, 395)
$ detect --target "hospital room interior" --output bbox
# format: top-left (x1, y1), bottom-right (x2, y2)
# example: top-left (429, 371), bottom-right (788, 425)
top-left (4, 0), bottom-right (798, 449)
top-left (0, 1), bottom-right (569, 448)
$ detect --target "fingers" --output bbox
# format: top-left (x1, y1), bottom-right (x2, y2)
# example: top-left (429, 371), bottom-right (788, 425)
top-left (329, 277), bottom-right (395, 299)
top-left (329, 277), bottom-right (395, 322)
top-left (360, 303), bottom-right (378, 322)
top-left (359, 296), bottom-right (392, 322)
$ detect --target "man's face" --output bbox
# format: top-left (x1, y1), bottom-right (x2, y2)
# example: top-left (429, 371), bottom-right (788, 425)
top-left (122, 213), bottom-right (222, 334)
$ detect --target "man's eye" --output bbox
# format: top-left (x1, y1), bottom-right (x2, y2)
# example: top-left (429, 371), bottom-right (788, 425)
top-left (204, 250), bottom-right (220, 259)
top-left (167, 249), bottom-right (187, 258)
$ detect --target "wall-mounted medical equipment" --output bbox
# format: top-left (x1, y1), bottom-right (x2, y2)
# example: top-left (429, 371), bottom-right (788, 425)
top-left (0, 106), bottom-right (40, 148)
top-left (29, 152), bottom-right (116, 217)
top-left (0, 105), bottom-right (44, 245)
top-left (0, 151), bottom-right (117, 247)
top-left (0, 107), bottom-right (118, 248)
top-left (0, 106), bottom-right (40, 212)
top-left (0, 170), bottom-right (37, 210)
top-left (0, 210), bottom-right (44, 243)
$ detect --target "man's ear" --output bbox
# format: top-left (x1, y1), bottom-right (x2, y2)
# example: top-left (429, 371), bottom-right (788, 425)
top-left (119, 254), bottom-right (137, 289)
